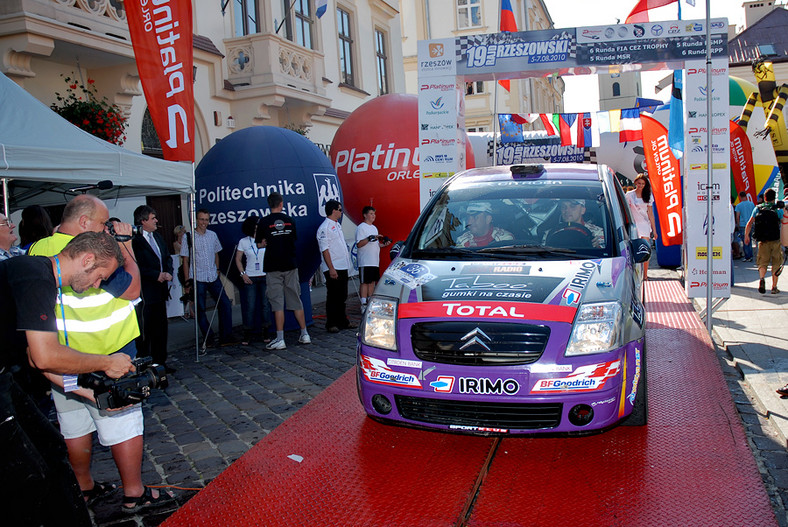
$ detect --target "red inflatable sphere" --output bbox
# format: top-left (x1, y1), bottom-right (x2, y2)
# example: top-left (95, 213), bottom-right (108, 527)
top-left (331, 94), bottom-right (475, 270)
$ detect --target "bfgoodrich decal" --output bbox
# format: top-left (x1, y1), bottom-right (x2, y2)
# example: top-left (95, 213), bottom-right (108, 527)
top-left (360, 355), bottom-right (422, 389)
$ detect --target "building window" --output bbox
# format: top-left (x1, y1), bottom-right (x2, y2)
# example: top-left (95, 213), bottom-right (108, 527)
top-left (466, 81), bottom-right (485, 95)
top-left (375, 29), bottom-right (389, 95)
top-left (467, 126), bottom-right (487, 132)
top-left (612, 82), bottom-right (621, 97)
top-left (284, 0), bottom-right (314, 49)
top-left (337, 8), bottom-right (354, 86)
top-left (457, 0), bottom-right (482, 29)
top-left (234, 0), bottom-right (259, 36)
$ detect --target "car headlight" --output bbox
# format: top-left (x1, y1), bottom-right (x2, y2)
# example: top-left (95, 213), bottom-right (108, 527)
top-left (361, 296), bottom-right (398, 351)
top-left (565, 302), bottom-right (622, 356)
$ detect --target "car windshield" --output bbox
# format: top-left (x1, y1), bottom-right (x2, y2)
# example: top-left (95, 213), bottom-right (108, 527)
top-left (414, 178), bottom-right (613, 260)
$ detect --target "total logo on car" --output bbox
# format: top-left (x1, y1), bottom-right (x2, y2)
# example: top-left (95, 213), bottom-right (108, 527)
top-left (357, 163), bottom-right (651, 434)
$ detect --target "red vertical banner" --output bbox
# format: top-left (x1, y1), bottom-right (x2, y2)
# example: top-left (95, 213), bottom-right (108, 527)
top-left (641, 115), bottom-right (683, 246)
top-left (125, 0), bottom-right (194, 162)
top-left (729, 120), bottom-right (757, 204)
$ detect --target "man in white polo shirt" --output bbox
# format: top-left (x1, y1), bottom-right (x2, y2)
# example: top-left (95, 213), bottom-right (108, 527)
top-left (317, 200), bottom-right (354, 333)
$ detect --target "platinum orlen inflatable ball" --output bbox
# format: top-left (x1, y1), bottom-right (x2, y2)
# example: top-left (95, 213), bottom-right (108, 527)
top-left (195, 126), bottom-right (340, 327)
top-left (331, 94), bottom-right (475, 270)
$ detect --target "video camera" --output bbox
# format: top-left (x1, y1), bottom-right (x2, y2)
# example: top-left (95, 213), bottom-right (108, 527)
top-left (78, 357), bottom-right (168, 410)
top-left (367, 234), bottom-right (392, 244)
top-left (104, 220), bottom-right (139, 243)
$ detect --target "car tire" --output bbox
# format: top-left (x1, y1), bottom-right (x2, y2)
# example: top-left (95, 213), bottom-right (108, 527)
top-left (623, 343), bottom-right (648, 426)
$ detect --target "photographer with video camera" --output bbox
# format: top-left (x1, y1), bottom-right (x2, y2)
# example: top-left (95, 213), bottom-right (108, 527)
top-left (28, 194), bottom-right (174, 514)
top-left (355, 206), bottom-right (391, 310)
top-left (0, 231), bottom-right (134, 526)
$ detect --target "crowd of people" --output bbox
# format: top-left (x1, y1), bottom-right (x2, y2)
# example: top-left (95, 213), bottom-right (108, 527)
top-left (0, 191), bottom-right (389, 524)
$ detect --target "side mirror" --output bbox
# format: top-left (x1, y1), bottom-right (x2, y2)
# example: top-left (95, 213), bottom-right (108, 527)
top-left (389, 241), bottom-right (404, 261)
top-left (631, 238), bottom-right (652, 264)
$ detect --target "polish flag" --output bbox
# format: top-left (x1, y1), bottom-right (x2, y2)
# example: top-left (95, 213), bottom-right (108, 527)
top-left (625, 0), bottom-right (678, 24)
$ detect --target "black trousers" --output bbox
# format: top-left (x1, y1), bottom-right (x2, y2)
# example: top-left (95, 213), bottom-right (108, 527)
top-left (137, 300), bottom-right (169, 365)
top-left (324, 269), bottom-right (350, 329)
top-left (0, 371), bottom-right (92, 526)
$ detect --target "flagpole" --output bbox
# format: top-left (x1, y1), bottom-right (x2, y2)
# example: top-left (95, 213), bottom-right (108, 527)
top-left (493, 78), bottom-right (499, 166)
top-left (704, 0), bottom-right (713, 336)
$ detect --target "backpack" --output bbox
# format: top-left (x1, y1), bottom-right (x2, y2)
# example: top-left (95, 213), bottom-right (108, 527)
top-left (752, 204), bottom-right (781, 242)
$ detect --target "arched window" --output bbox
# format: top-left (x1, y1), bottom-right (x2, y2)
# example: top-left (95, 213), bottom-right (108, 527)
top-left (612, 82), bottom-right (621, 97)
top-left (141, 109), bottom-right (163, 159)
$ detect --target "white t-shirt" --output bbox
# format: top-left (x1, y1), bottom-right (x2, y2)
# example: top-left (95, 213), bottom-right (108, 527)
top-left (238, 236), bottom-right (265, 277)
top-left (625, 189), bottom-right (652, 238)
top-left (317, 218), bottom-right (350, 272)
top-left (355, 222), bottom-right (380, 268)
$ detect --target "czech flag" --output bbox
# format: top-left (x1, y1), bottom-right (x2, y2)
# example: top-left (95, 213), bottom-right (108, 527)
top-left (499, 0), bottom-right (518, 91)
top-left (625, 0), bottom-right (678, 24)
top-left (559, 114), bottom-right (578, 147)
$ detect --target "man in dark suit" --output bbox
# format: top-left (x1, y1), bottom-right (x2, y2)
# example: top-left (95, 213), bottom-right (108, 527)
top-left (132, 205), bottom-right (174, 373)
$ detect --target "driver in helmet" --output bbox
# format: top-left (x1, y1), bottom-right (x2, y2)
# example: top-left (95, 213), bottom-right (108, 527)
top-left (456, 201), bottom-right (514, 247)
top-left (550, 199), bottom-right (604, 248)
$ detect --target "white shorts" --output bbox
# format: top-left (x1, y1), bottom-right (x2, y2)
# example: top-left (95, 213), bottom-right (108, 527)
top-left (52, 386), bottom-right (144, 447)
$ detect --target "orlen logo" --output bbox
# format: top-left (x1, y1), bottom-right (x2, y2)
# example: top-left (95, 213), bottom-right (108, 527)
top-left (429, 43), bottom-right (445, 58)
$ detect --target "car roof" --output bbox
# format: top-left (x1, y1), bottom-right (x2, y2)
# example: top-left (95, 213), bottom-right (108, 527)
top-left (448, 163), bottom-right (605, 186)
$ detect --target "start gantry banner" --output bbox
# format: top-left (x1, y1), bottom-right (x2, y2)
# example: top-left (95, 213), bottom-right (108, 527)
top-left (453, 20), bottom-right (728, 81)
top-left (125, 0), bottom-right (194, 162)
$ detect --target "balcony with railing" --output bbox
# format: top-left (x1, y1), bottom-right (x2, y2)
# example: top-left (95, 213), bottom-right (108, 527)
top-left (224, 33), bottom-right (327, 102)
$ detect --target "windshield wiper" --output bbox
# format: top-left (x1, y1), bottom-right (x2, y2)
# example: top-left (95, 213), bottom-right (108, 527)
top-left (477, 244), bottom-right (577, 255)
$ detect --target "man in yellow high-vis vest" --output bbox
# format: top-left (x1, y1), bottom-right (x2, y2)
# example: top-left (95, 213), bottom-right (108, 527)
top-left (30, 195), bottom-right (174, 512)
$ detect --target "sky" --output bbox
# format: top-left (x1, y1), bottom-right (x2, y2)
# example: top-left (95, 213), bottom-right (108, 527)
top-left (541, 0), bottom-right (749, 112)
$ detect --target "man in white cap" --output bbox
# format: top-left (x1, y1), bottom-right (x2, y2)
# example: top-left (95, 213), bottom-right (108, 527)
top-left (456, 202), bottom-right (513, 247)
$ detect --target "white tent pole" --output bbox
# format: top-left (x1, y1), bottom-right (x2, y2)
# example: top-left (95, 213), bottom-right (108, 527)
top-left (190, 166), bottom-right (200, 362)
top-left (2, 178), bottom-right (8, 217)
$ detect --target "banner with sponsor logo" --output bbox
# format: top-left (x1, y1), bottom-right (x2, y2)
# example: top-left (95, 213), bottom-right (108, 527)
top-left (682, 58), bottom-right (730, 298)
top-left (729, 120), bottom-right (757, 204)
top-left (125, 0), bottom-right (194, 162)
top-left (641, 115), bottom-right (683, 246)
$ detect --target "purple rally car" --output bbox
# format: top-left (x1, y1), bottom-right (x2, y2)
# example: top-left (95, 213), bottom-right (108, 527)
top-left (357, 163), bottom-right (651, 434)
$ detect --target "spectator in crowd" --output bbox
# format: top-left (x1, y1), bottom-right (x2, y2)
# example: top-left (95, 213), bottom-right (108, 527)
top-left (1, 232), bottom-right (134, 526)
top-left (456, 201), bottom-right (514, 247)
top-left (19, 204), bottom-right (54, 251)
top-left (180, 209), bottom-right (235, 347)
top-left (0, 212), bottom-right (23, 261)
top-left (745, 188), bottom-right (783, 295)
top-left (235, 215), bottom-right (272, 345)
top-left (318, 200), bottom-right (354, 333)
top-left (625, 174), bottom-right (657, 280)
top-left (256, 192), bottom-right (311, 349)
top-left (29, 194), bottom-right (174, 514)
top-left (735, 191), bottom-right (756, 262)
top-left (354, 205), bottom-right (390, 310)
top-left (132, 205), bottom-right (174, 373)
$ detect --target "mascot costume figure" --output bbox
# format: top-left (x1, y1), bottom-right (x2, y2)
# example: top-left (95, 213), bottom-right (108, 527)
top-left (738, 57), bottom-right (788, 186)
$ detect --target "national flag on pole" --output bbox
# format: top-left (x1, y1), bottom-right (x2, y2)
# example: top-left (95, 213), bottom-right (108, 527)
top-left (316, 0), bottom-right (328, 18)
top-left (559, 113), bottom-right (578, 147)
top-left (625, 0), bottom-right (678, 23)
top-left (596, 111), bottom-right (611, 134)
top-left (498, 0), bottom-right (518, 91)
top-left (540, 114), bottom-right (559, 136)
top-left (125, 0), bottom-right (194, 161)
top-left (608, 109), bottom-right (622, 133)
top-left (577, 113), bottom-right (600, 148)
top-left (668, 69), bottom-right (684, 158)
top-left (619, 108), bottom-right (643, 143)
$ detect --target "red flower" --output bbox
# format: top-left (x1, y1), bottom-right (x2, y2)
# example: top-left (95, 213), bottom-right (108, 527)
top-left (70, 84), bottom-right (77, 89)
top-left (88, 79), bottom-right (95, 84)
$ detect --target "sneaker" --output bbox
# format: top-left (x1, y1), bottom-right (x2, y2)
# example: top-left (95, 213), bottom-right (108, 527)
top-left (777, 384), bottom-right (788, 397)
top-left (298, 334), bottom-right (312, 344)
top-left (772, 287), bottom-right (780, 294)
top-left (266, 338), bottom-right (286, 350)
top-left (758, 279), bottom-right (766, 294)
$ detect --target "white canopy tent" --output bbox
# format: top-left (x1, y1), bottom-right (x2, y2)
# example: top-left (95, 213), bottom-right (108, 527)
top-left (0, 72), bottom-right (194, 213)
